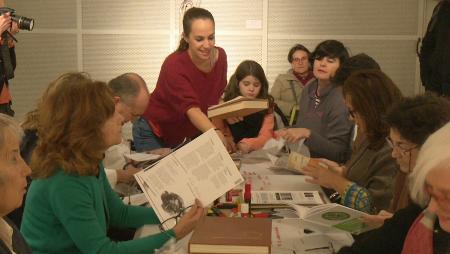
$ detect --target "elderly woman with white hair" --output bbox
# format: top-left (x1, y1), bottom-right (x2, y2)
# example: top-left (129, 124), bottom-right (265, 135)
top-left (0, 113), bottom-right (32, 254)
top-left (338, 122), bottom-right (450, 254)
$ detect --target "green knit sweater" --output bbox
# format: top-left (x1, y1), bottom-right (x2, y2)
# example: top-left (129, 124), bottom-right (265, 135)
top-left (21, 165), bottom-right (175, 254)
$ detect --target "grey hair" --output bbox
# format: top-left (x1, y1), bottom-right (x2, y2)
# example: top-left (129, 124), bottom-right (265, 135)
top-left (107, 73), bottom-right (146, 105)
top-left (0, 115), bottom-right (23, 185)
top-left (0, 113), bottom-right (23, 156)
top-left (409, 122), bottom-right (450, 207)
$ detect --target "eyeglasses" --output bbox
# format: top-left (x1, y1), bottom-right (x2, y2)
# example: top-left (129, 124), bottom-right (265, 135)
top-left (159, 205), bottom-right (193, 232)
top-left (386, 137), bottom-right (417, 156)
top-left (425, 183), bottom-right (450, 206)
top-left (292, 57), bottom-right (308, 63)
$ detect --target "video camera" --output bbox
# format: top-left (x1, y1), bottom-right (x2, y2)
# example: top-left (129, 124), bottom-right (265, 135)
top-left (0, 7), bottom-right (34, 31)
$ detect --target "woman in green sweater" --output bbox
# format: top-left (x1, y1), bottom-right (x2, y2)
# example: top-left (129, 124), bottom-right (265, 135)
top-left (21, 72), bottom-right (204, 254)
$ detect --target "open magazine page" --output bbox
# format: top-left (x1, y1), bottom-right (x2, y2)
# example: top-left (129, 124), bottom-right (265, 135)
top-left (287, 203), bottom-right (375, 235)
top-left (252, 190), bottom-right (324, 206)
top-left (134, 129), bottom-right (244, 229)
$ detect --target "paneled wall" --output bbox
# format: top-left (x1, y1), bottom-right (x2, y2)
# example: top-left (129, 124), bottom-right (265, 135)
top-left (8, 0), bottom-right (424, 119)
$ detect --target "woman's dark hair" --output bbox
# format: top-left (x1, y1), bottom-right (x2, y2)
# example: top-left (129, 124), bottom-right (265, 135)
top-left (223, 60), bottom-right (269, 102)
top-left (312, 40), bottom-right (349, 64)
top-left (333, 53), bottom-right (381, 86)
top-left (343, 70), bottom-right (403, 149)
top-left (386, 93), bottom-right (450, 146)
top-left (176, 7), bottom-right (215, 52)
top-left (287, 44), bottom-right (311, 63)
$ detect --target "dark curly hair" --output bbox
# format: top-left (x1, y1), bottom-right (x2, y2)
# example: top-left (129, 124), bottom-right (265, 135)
top-left (386, 93), bottom-right (450, 146)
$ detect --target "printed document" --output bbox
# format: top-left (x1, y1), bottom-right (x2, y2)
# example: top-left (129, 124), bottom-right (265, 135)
top-left (134, 129), bottom-right (244, 229)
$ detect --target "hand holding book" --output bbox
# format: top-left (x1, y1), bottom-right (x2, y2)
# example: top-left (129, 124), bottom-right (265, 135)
top-left (172, 199), bottom-right (206, 240)
top-left (303, 159), bottom-right (349, 192)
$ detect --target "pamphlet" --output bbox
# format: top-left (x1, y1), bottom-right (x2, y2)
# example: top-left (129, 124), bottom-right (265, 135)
top-left (134, 129), bottom-right (244, 229)
top-left (288, 203), bottom-right (375, 235)
top-left (252, 190), bottom-right (324, 206)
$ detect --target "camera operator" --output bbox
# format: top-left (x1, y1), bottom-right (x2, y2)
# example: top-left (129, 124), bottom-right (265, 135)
top-left (0, 7), bottom-right (17, 117)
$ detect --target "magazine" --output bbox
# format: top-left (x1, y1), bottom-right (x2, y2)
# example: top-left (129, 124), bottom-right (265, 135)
top-left (134, 129), bottom-right (244, 229)
top-left (289, 203), bottom-right (376, 235)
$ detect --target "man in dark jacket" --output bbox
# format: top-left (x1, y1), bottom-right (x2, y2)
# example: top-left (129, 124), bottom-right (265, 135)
top-left (419, 0), bottom-right (450, 97)
top-left (0, 6), bottom-right (17, 117)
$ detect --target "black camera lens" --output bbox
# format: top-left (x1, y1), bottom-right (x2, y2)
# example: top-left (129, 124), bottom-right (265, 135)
top-left (11, 15), bottom-right (34, 31)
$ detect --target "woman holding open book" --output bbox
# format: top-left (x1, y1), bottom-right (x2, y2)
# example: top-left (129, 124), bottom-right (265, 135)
top-left (20, 73), bottom-right (205, 254)
top-left (302, 70), bottom-right (402, 214)
top-left (361, 94), bottom-right (450, 226)
top-left (338, 122), bottom-right (450, 254)
top-left (213, 60), bottom-right (275, 154)
top-left (139, 7), bottom-right (233, 151)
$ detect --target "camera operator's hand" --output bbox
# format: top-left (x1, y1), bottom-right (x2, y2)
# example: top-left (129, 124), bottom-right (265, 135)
top-left (9, 20), bottom-right (18, 35)
top-left (0, 12), bottom-right (11, 34)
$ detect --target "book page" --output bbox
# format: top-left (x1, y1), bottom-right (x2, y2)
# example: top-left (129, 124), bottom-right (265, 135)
top-left (134, 129), bottom-right (244, 229)
top-left (303, 204), bottom-right (373, 234)
top-left (252, 191), bottom-right (324, 205)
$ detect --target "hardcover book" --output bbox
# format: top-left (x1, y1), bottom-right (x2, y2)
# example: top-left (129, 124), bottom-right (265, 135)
top-left (189, 217), bottom-right (272, 254)
top-left (207, 96), bottom-right (269, 120)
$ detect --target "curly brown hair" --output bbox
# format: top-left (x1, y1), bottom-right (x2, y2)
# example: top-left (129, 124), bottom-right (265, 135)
top-left (386, 93), bottom-right (450, 146)
top-left (31, 72), bottom-right (115, 178)
top-left (343, 70), bottom-right (403, 149)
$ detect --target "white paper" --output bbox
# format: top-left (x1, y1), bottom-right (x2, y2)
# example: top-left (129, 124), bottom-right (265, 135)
top-left (124, 153), bottom-right (161, 162)
top-left (122, 193), bottom-right (148, 206)
top-left (134, 129), bottom-right (244, 229)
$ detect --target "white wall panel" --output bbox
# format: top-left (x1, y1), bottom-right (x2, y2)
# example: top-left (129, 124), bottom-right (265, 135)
top-left (268, 0), bottom-right (419, 35)
top-left (83, 34), bottom-right (170, 89)
top-left (343, 39), bottom-right (417, 96)
top-left (11, 34), bottom-right (78, 118)
top-left (8, 0), bottom-right (77, 29)
top-left (217, 35), bottom-right (263, 80)
top-left (82, 0), bottom-right (170, 31)
top-left (196, 0), bottom-right (263, 33)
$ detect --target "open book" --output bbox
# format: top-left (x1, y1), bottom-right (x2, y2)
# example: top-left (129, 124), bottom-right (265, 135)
top-left (207, 96), bottom-right (268, 119)
top-left (289, 203), bottom-right (376, 235)
top-left (134, 129), bottom-right (244, 229)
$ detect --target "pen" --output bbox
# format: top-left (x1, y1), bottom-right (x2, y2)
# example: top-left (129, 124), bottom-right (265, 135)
top-left (211, 207), bottom-right (227, 217)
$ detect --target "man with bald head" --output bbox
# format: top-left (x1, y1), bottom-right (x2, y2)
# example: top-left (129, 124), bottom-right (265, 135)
top-left (108, 73), bottom-right (150, 122)
top-left (102, 73), bottom-right (152, 187)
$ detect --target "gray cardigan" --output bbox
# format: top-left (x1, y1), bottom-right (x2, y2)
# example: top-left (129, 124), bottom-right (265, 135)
top-left (295, 80), bottom-right (353, 163)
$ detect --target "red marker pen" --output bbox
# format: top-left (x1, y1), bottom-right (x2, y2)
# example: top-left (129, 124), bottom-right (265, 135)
top-left (244, 183), bottom-right (252, 217)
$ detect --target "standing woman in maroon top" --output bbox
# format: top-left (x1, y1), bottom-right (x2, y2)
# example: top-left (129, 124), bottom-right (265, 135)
top-left (139, 7), bottom-right (230, 149)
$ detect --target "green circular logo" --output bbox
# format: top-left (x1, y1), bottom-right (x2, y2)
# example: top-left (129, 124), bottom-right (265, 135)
top-left (321, 212), bottom-right (351, 221)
